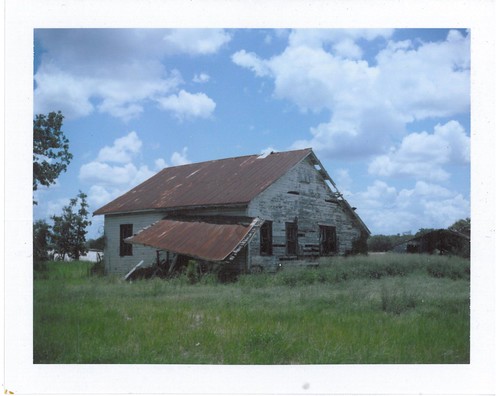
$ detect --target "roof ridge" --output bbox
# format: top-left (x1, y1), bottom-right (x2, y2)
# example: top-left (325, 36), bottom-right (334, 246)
top-left (156, 147), bottom-right (313, 170)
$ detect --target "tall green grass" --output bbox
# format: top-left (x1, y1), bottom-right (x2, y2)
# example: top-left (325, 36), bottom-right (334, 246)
top-left (34, 254), bottom-right (469, 364)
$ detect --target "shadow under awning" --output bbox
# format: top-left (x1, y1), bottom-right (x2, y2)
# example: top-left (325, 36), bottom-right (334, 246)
top-left (125, 216), bottom-right (264, 262)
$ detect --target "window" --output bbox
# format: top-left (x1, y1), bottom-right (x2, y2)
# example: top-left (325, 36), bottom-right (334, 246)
top-left (120, 224), bottom-right (133, 256)
top-left (319, 225), bottom-right (337, 256)
top-left (286, 222), bottom-right (298, 255)
top-left (260, 221), bottom-right (273, 255)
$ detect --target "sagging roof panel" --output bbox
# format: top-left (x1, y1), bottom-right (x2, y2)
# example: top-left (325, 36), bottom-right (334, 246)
top-left (94, 148), bottom-right (311, 215)
top-left (125, 216), bottom-right (263, 262)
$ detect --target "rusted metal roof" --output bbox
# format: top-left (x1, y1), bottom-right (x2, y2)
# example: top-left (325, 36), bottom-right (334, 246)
top-left (94, 148), bottom-right (312, 215)
top-left (125, 216), bottom-right (263, 262)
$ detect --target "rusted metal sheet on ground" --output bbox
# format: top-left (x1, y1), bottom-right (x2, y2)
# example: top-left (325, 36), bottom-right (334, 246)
top-left (125, 216), bottom-right (264, 262)
top-left (94, 148), bottom-right (312, 215)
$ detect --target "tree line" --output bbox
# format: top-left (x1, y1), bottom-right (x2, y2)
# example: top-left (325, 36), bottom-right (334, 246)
top-left (367, 218), bottom-right (471, 252)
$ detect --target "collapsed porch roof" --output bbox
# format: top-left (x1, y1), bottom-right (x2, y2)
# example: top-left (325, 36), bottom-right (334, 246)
top-left (125, 216), bottom-right (264, 262)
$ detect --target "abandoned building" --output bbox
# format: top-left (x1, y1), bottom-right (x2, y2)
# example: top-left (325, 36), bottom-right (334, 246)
top-left (391, 229), bottom-right (470, 257)
top-left (93, 148), bottom-right (370, 276)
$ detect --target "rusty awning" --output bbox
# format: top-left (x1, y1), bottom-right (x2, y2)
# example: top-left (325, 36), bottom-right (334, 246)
top-left (125, 216), bottom-right (264, 262)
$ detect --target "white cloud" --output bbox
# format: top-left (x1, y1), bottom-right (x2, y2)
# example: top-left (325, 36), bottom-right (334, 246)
top-left (368, 120), bottom-right (470, 181)
top-left (34, 66), bottom-right (95, 119)
top-left (87, 185), bottom-right (122, 208)
top-left (154, 158), bottom-right (169, 170)
top-left (157, 90), bottom-right (216, 120)
top-left (96, 131), bottom-right (142, 164)
top-left (193, 73), bottom-right (210, 83)
top-left (374, 31), bottom-right (470, 121)
top-left (233, 28), bottom-right (470, 161)
top-left (79, 161), bottom-right (151, 187)
top-left (34, 29), bottom-right (228, 121)
top-left (351, 180), bottom-right (469, 234)
top-left (333, 39), bottom-right (363, 59)
top-left (45, 197), bottom-right (72, 219)
top-left (163, 29), bottom-right (231, 55)
top-left (79, 131), bottom-right (191, 209)
top-left (332, 168), bottom-right (352, 192)
top-left (34, 60), bottom-right (183, 121)
top-left (232, 50), bottom-right (271, 77)
top-left (170, 147), bottom-right (191, 166)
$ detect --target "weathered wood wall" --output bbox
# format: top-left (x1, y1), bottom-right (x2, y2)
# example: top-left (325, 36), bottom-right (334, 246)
top-left (246, 157), bottom-right (363, 271)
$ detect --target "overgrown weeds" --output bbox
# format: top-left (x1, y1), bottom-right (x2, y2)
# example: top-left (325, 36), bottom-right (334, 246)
top-left (33, 255), bottom-right (470, 364)
top-left (380, 283), bottom-right (419, 314)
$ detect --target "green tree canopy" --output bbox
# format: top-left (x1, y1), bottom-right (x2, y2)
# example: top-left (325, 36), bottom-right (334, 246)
top-left (448, 217), bottom-right (471, 237)
top-left (51, 191), bottom-right (92, 260)
top-left (33, 219), bottom-right (52, 267)
top-left (33, 111), bottom-right (73, 203)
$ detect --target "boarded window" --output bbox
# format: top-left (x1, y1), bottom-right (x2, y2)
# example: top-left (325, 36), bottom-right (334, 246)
top-left (120, 224), bottom-right (133, 256)
top-left (319, 225), bottom-right (337, 255)
top-left (286, 222), bottom-right (298, 255)
top-left (260, 221), bottom-right (273, 255)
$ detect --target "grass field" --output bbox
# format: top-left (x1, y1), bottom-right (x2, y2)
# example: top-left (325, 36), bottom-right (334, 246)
top-left (33, 254), bottom-right (470, 364)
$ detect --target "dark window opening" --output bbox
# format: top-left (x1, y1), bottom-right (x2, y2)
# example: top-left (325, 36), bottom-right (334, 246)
top-left (260, 221), bottom-right (273, 255)
top-left (320, 225), bottom-right (337, 256)
top-left (325, 199), bottom-right (337, 204)
top-left (287, 191), bottom-right (300, 195)
top-left (120, 224), bottom-right (133, 256)
top-left (286, 222), bottom-right (298, 255)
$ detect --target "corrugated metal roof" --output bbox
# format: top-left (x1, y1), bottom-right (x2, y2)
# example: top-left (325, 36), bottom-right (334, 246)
top-left (94, 148), bottom-right (312, 215)
top-left (125, 216), bottom-right (263, 262)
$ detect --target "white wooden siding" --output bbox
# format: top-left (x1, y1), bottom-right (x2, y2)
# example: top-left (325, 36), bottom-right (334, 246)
top-left (103, 212), bottom-right (166, 274)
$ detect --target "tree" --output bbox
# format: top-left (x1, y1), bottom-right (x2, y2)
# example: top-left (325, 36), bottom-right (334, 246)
top-left (51, 191), bottom-right (92, 260)
top-left (415, 228), bottom-right (436, 237)
top-left (33, 111), bottom-right (73, 204)
top-left (448, 217), bottom-right (471, 237)
top-left (87, 235), bottom-right (105, 251)
top-left (33, 219), bottom-right (52, 267)
top-left (367, 234), bottom-right (393, 252)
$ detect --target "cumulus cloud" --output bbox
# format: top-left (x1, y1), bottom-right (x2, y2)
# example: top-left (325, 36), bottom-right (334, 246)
top-left (170, 147), bottom-right (191, 166)
top-left (374, 31), bottom-right (470, 121)
top-left (79, 131), bottom-right (190, 208)
top-left (331, 168), bottom-right (352, 192)
top-left (153, 149), bottom-right (191, 171)
top-left (34, 29), bottom-right (226, 121)
top-left (163, 29), bottom-right (231, 55)
top-left (157, 90), bottom-right (216, 120)
top-left (96, 131), bottom-right (142, 164)
top-left (351, 180), bottom-right (469, 234)
top-left (232, 28), bottom-right (470, 161)
top-left (154, 158), bottom-right (169, 170)
top-left (232, 50), bottom-right (271, 77)
top-left (368, 120), bottom-right (470, 181)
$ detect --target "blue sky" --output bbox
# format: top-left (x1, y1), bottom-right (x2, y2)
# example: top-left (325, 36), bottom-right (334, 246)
top-left (33, 28), bottom-right (471, 238)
